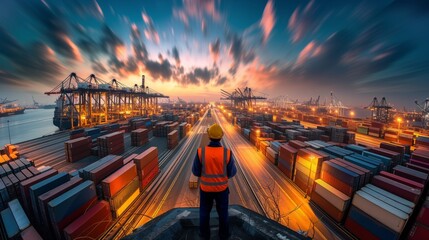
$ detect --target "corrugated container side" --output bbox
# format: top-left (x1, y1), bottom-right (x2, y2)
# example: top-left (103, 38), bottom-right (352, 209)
top-left (372, 175), bottom-right (421, 203)
top-left (352, 191), bottom-right (408, 233)
top-left (1, 207), bottom-right (19, 238)
top-left (102, 163), bottom-right (137, 197)
top-left (314, 179), bottom-right (350, 211)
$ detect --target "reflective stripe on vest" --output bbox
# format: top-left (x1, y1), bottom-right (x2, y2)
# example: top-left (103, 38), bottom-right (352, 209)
top-left (199, 146), bottom-right (230, 192)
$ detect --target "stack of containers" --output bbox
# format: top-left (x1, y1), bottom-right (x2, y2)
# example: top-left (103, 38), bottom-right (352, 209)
top-left (285, 129), bottom-right (301, 140)
top-left (179, 122), bottom-right (187, 139)
top-left (259, 141), bottom-right (270, 156)
top-left (344, 144), bottom-right (369, 154)
top-left (167, 130), bottom-right (179, 149)
top-left (47, 181), bottom-right (97, 239)
top-left (345, 184), bottom-right (415, 240)
top-left (384, 128), bottom-right (399, 142)
top-left (131, 129), bottom-right (149, 146)
top-left (97, 131), bottom-right (125, 157)
top-left (278, 144), bottom-right (298, 179)
top-left (64, 137), bottom-right (92, 162)
top-left (344, 154), bottom-right (382, 175)
top-left (399, 133), bottom-right (414, 146)
top-left (69, 129), bottom-right (85, 140)
top-left (153, 121), bottom-right (170, 137)
top-left (330, 127), bottom-right (348, 143)
top-left (19, 169), bottom-right (58, 212)
top-left (63, 200), bottom-right (112, 239)
top-left (133, 147), bottom-right (159, 190)
top-left (362, 151), bottom-right (391, 171)
top-left (311, 179), bottom-right (351, 222)
top-left (37, 176), bottom-right (83, 237)
top-left (265, 145), bottom-right (278, 165)
top-left (0, 199), bottom-right (35, 239)
top-left (380, 142), bottom-right (406, 164)
top-left (166, 122), bottom-right (179, 134)
top-left (322, 146), bottom-right (354, 159)
top-left (410, 149), bottom-right (429, 172)
top-left (356, 126), bottom-right (369, 135)
top-left (84, 155), bottom-right (124, 188)
top-left (369, 147), bottom-right (401, 169)
top-left (102, 162), bottom-right (139, 218)
top-left (305, 140), bottom-right (332, 150)
top-left (293, 148), bottom-right (328, 195)
top-left (29, 172), bottom-right (70, 225)
top-left (416, 136), bottom-right (429, 148)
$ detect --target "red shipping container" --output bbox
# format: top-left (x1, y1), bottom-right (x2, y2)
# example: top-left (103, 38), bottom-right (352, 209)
top-left (52, 196), bottom-right (98, 240)
top-left (344, 216), bottom-right (379, 240)
top-left (416, 200), bottom-right (429, 226)
top-left (63, 201), bottom-right (112, 240)
top-left (288, 140), bottom-right (308, 149)
top-left (320, 170), bottom-right (354, 197)
top-left (19, 169), bottom-right (58, 211)
top-left (393, 165), bottom-right (428, 184)
top-left (102, 163), bottom-right (137, 197)
top-left (371, 175), bottom-right (421, 203)
top-left (134, 147), bottom-right (158, 169)
top-left (410, 159), bottom-right (429, 169)
top-left (89, 156), bottom-right (123, 185)
top-left (411, 152), bottom-right (429, 163)
top-left (406, 162), bottom-right (429, 173)
top-left (379, 171), bottom-right (424, 190)
top-left (408, 223), bottom-right (429, 240)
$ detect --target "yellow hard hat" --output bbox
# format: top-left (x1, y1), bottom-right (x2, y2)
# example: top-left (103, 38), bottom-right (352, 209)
top-left (207, 123), bottom-right (223, 139)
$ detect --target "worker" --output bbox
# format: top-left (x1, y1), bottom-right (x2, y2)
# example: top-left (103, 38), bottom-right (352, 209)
top-left (192, 123), bottom-right (237, 239)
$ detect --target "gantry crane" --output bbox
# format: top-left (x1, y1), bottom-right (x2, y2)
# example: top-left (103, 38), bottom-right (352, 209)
top-left (365, 97), bottom-right (392, 123)
top-left (45, 73), bottom-right (168, 130)
top-left (221, 87), bottom-right (267, 109)
top-left (415, 98), bottom-right (429, 129)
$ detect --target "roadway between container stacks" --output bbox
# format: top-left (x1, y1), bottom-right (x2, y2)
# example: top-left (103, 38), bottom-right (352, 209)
top-left (213, 109), bottom-right (342, 240)
top-left (115, 110), bottom-right (265, 238)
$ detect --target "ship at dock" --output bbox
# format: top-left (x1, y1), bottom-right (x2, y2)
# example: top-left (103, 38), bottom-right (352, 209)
top-left (0, 98), bottom-right (25, 117)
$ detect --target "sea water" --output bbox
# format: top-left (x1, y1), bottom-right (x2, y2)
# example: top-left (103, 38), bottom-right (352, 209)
top-left (0, 109), bottom-right (59, 146)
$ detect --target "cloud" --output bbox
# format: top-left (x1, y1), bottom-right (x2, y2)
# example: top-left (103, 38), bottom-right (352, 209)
top-left (215, 75), bottom-right (228, 86)
top-left (145, 59), bottom-right (173, 81)
top-left (209, 38), bottom-right (221, 64)
top-left (288, 0), bottom-right (325, 43)
top-left (142, 11), bottom-right (160, 44)
top-left (260, 0), bottom-right (276, 44)
top-left (130, 23), bottom-right (148, 62)
top-left (92, 60), bottom-right (108, 74)
top-left (17, 1), bottom-right (82, 61)
top-left (227, 33), bottom-right (255, 75)
top-left (0, 70), bottom-right (28, 88)
top-left (173, 0), bottom-right (221, 29)
top-left (201, 20), bottom-right (208, 36)
top-left (172, 46), bottom-right (181, 66)
top-left (0, 27), bottom-right (64, 86)
top-left (180, 66), bottom-right (219, 85)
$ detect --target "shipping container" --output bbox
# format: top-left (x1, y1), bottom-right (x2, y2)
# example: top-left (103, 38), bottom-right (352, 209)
top-left (20, 225), bottom-right (43, 240)
top-left (37, 177), bottom-right (83, 234)
top-left (19, 169), bottom-right (58, 211)
top-left (108, 177), bottom-right (140, 218)
top-left (8, 198), bottom-right (30, 231)
top-left (352, 190), bottom-right (408, 233)
top-left (0, 207), bottom-right (19, 238)
top-left (393, 165), bottom-right (428, 184)
top-left (371, 175), bottom-right (421, 203)
top-left (102, 163), bottom-right (137, 198)
top-left (63, 201), bottom-right (112, 240)
top-left (29, 172), bottom-right (70, 225)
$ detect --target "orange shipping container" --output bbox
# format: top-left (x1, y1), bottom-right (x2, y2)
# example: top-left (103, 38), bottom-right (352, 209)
top-left (102, 163), bottom-right (137, 198)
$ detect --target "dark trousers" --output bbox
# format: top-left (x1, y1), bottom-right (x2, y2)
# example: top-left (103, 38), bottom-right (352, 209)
top-left (200, 188), bottom-right (229, 239)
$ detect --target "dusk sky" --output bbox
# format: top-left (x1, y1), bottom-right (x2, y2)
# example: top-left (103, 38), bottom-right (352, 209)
top-left (0, 0), bottom-right (428, 109)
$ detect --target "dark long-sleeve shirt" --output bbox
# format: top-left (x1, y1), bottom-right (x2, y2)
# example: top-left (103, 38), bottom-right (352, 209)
top-left (192, 141), bottom-right (237, 178)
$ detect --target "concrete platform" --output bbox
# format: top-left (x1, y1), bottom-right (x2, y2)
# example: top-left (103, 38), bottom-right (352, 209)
top-left (122, 205), bottom-right (310, 240)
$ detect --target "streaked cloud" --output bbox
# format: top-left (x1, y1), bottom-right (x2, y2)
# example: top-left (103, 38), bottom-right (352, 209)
top-left (142, 11), bottom-right (160, 44)
top-left (260, 0), bottom-right (276, 44)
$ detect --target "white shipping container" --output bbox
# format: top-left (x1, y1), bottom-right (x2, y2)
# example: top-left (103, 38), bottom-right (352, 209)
top-left (352, 191), bottom-right (408, 233)
top-left (365, 184), bottom-right (415, 209)
top-left (314, 179), bottom-right (350, 211)
top-left (361, 187), bottom-right (412, 215)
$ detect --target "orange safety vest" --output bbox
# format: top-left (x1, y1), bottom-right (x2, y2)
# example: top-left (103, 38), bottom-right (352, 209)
top-left (198, 146), bottom-right (231, 192)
